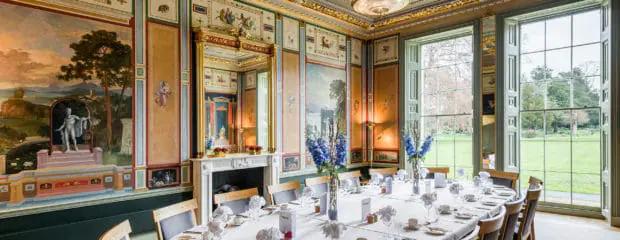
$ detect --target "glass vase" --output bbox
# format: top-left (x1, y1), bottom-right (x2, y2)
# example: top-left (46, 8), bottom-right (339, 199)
top-left (328, 173), bottom-right (338, 221)
top-left (412, 166), bottom-right (421, 196)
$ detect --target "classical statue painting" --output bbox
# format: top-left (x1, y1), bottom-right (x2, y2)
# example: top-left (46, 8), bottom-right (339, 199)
top-left (0, 2), bottom-right (133, 175)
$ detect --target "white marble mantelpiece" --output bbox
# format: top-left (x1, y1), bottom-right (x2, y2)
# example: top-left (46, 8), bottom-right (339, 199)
top-left (191, 153), bottom-right (280, 224)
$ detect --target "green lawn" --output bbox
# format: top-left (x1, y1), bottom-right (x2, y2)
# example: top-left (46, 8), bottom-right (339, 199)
top-left (422, 133), bottom-right (601, 200)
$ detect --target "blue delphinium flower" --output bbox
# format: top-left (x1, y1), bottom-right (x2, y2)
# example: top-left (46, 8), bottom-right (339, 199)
top-left (404, 135), bottom-right (416, 157)
top-left (206, 137), bottom-right (214, 150)
top-left (418, 136), bottom-right (433, 157)
top-left (334, 134), bottom-right (347, 167)
top-left (317, 138), bottom-right (330, 162)
top-left (306, 138), bottom-right (326, 166)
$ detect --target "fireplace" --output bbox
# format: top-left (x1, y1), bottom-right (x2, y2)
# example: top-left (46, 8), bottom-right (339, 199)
top-left (191, 153), bottom-right (280, 223)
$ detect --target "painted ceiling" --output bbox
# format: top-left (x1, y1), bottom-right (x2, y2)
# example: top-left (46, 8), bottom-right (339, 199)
top-left (310, 0), bottom-right (446, 21)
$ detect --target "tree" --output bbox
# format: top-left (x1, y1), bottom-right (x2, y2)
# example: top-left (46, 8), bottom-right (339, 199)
top-left (57, 30), bottom-right (132, 146)
top-left (329, 79), bottom-right (346, 134)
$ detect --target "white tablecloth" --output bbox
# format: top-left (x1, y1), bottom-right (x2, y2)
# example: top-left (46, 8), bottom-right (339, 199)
top-left (174, 181), bottom-right (515, 240)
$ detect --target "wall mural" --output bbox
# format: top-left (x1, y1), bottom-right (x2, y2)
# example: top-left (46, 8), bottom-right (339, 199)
top-left (305, 24), bottom-right (347, 67)
top-left (351, 38), bottom-right (363, 66)
top-left (204, 67), bottom-right (238, 94)
top-left (149, 0), bottom-right (179, 24)
top-left (374, 35), bottom-right (399, 65)
top-left (0, 2), bottom-right (133, 205)
top-left (282, 16), bottom-right (300, 52)
top-left (373, 64), bottom-right (399, 163)
top-left (305, 63), bottom-right (346, 169)
top-left (191, 0), bottom-right (275, 44)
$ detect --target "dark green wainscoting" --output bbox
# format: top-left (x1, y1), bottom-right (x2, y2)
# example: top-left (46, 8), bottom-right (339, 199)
top-left (0, 191), bottom-right (192, 240)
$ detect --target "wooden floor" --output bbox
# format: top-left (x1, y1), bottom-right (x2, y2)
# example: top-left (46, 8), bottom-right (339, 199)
top-left (133, 212), bottom-right (620, 239)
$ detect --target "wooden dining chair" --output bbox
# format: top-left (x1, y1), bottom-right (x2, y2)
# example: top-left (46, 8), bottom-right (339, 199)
top-left (477, 206), bottom-right (506, 240)
top-left (267, 181), bottom-right (300, 205)
top-left (528, 176), bottom-right (544, 189)
top-left (369, 167), bottom-right (398, 177)
top-left (100, 220), bottom-right (132, 240)
top-left (152, 199), bottom-right (198, 240)
top-left (488, 169), bottom-right (520, 190)
top-left (213, 187), bottom-right (259, 215)
top-left (499, 196), bottom-right (525, 240)
top-left (460, 225), bottom-right (480, 240)
top-left (338, 170), bottom-right (362, 186)
top-left (426, 167), bottom-right (450, 179)
top-left (515, 187), bottom-right (542, 240)
top-left (304, 175), bottom-right (329, 196)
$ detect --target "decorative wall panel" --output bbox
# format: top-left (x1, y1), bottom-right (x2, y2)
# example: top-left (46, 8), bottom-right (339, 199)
top-left (351, 66), bottom-right (364, 163)
top-left (351, 38), bottom-right (363, 66)
top-left (204, 68), bottom-right (238, 94)
top-left (242, 89), bottom-right (257, 146)
top-left (282, 52), bottom-right (301, 154)
top-left (305, 24), bottom-right (347, 67)
top-left (149, 0), bottom-right (179, 23)
top-left (191, 0), bottom-right (275, 44)
top-left (374, 35), bottom-right (399, 65)
top-left (147, 22), bottom-right (180, 166)
top-left (282, 16), bottom-right (300, 51)
top-left (373, 64), bottom-right (399, 163)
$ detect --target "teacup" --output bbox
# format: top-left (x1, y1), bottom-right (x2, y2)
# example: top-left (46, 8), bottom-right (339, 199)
top-left (408, 218), bottom-right (419, 228)
top-left (280, 203), bottom-right (289, 210)
top-left (463, 194), bottom-right (476, 202)
top-left (482, 187), bottom-right (493, 194)
top-left (437, 204), bottom-right (451, 214)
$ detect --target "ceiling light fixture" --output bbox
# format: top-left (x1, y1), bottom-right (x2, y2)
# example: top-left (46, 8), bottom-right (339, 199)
top-left (351, 0), bottom-right (411, 16)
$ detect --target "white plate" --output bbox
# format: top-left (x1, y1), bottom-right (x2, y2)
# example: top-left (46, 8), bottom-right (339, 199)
top-left (455, 212), bottom-right (473, 219)
top-left (497, 192), bottom-right (513, 197)
top-left (424, 227), bottom-right (448, 236)
top-left (482, 201), bottom-right (499, 206)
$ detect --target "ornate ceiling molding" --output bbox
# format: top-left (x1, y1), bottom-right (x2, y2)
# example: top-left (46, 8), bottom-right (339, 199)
top-left (248, 0), bottom-right (512, 39)
top-left (15, 0), bottom-right (133, 24)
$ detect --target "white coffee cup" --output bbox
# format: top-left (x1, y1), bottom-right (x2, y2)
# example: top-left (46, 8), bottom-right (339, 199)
top-left (438, 204), bottom-right (451, 214)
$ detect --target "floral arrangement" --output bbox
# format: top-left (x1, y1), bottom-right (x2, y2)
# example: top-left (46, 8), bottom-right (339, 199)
top-left (256, 227), bottom-right (283, 240)
top-left (321, 221), bottom-right (347, 239)
top-left (421, 192), bottom-right (438, 206)
top-left (213, 205), bottom-right (233, 222)
top-left (207, 220), bottom-right (226, 238)
top-left (247, 145), bottom-right (263, 155)
top-left (213, 147), bottom-right (229, 157)
top-left (305, 132), bottom-right (347, 175)
top-left (449, 182), bottom-right (464, 195)
top-left (377, 205), bottom-right (397, 222)
top-left (404, 132), bottom-right (433, 164)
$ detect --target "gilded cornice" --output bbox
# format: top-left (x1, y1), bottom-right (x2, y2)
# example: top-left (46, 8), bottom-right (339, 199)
top-left (253, 0), bottom-right (511, 39)
top-left (299, 1), bottom-right (371, 29)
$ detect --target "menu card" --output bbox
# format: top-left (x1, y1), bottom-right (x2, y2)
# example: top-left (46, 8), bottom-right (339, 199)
top-left (319, 193), bottom-right (327, 215)
top-left (279, 210), bottom-right (296, 237)
top-left (385, 177), bottom-right (393, 194)
top-left (361, 198), bottom-right (371, 221)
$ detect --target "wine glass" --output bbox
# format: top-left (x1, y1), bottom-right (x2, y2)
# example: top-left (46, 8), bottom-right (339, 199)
top-left (424, 202), bottom-right (435, 224)
top-left (381, 216), bottom-right (394, 240)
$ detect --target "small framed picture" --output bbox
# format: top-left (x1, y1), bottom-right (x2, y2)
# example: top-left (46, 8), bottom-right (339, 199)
top-left (282, 155), bottom-right (301, 172)
top-left (148, 167), bottom-right (180, 189)
top-left (483, 94), bottom-right (495, 115)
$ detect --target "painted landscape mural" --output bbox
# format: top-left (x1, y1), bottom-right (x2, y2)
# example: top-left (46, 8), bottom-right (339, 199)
top-left (305, 63), bottom-right (346, 168)
top-left (0, 2), bottom-right (133, 175)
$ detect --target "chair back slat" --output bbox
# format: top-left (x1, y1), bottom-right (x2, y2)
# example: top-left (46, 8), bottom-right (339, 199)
top-left (214, 188), bottom-right (259, 215)
top-left (100, 220), bottom-right (132, 240)
top-left (478, 206), bottom-right (506, 240)
top-left (267, 181), bottom-right (300, 205)
top-left (426, 167), bottom-right (450, 179)
top-left (152, 199), bottom-right (198, 240)
top-left (500, 196), bottom-right (525, 240)
top-left (338, 171), bottom-right (361, 186)
top-left (305, 176), bottom-right (329, 196)
top-left (517, 188), bottom-right (541, 239)
top-left (369, 168), bottom-right (398, 177)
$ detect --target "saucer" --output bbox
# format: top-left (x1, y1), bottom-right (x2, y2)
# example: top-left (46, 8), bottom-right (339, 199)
top-left (482, 201), bottom-right (499, 206)
top-left (455, 212), bottom-right (473, 219)
top-left (404, 224), bottom-right (422, 231)
top-left (424, 227), bottom-right (448, 236)
top-left (497, 192), bottom-right (513, 197)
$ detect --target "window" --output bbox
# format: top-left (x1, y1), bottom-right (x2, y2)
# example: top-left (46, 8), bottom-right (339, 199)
top-left (415, 31), bottom-right (474, 178)
top-left (519, 9), bottom-right (601, 207)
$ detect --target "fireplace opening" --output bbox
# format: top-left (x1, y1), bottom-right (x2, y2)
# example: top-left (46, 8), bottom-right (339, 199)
top-left (212, 167), bottom-right (264, 208)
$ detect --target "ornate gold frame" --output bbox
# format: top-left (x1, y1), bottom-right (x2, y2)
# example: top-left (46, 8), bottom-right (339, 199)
top-left (194, 27), bottom-right (277, 156)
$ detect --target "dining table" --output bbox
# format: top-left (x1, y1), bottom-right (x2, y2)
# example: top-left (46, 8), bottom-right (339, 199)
top-left (173, 179), bottom-right (517, 240)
